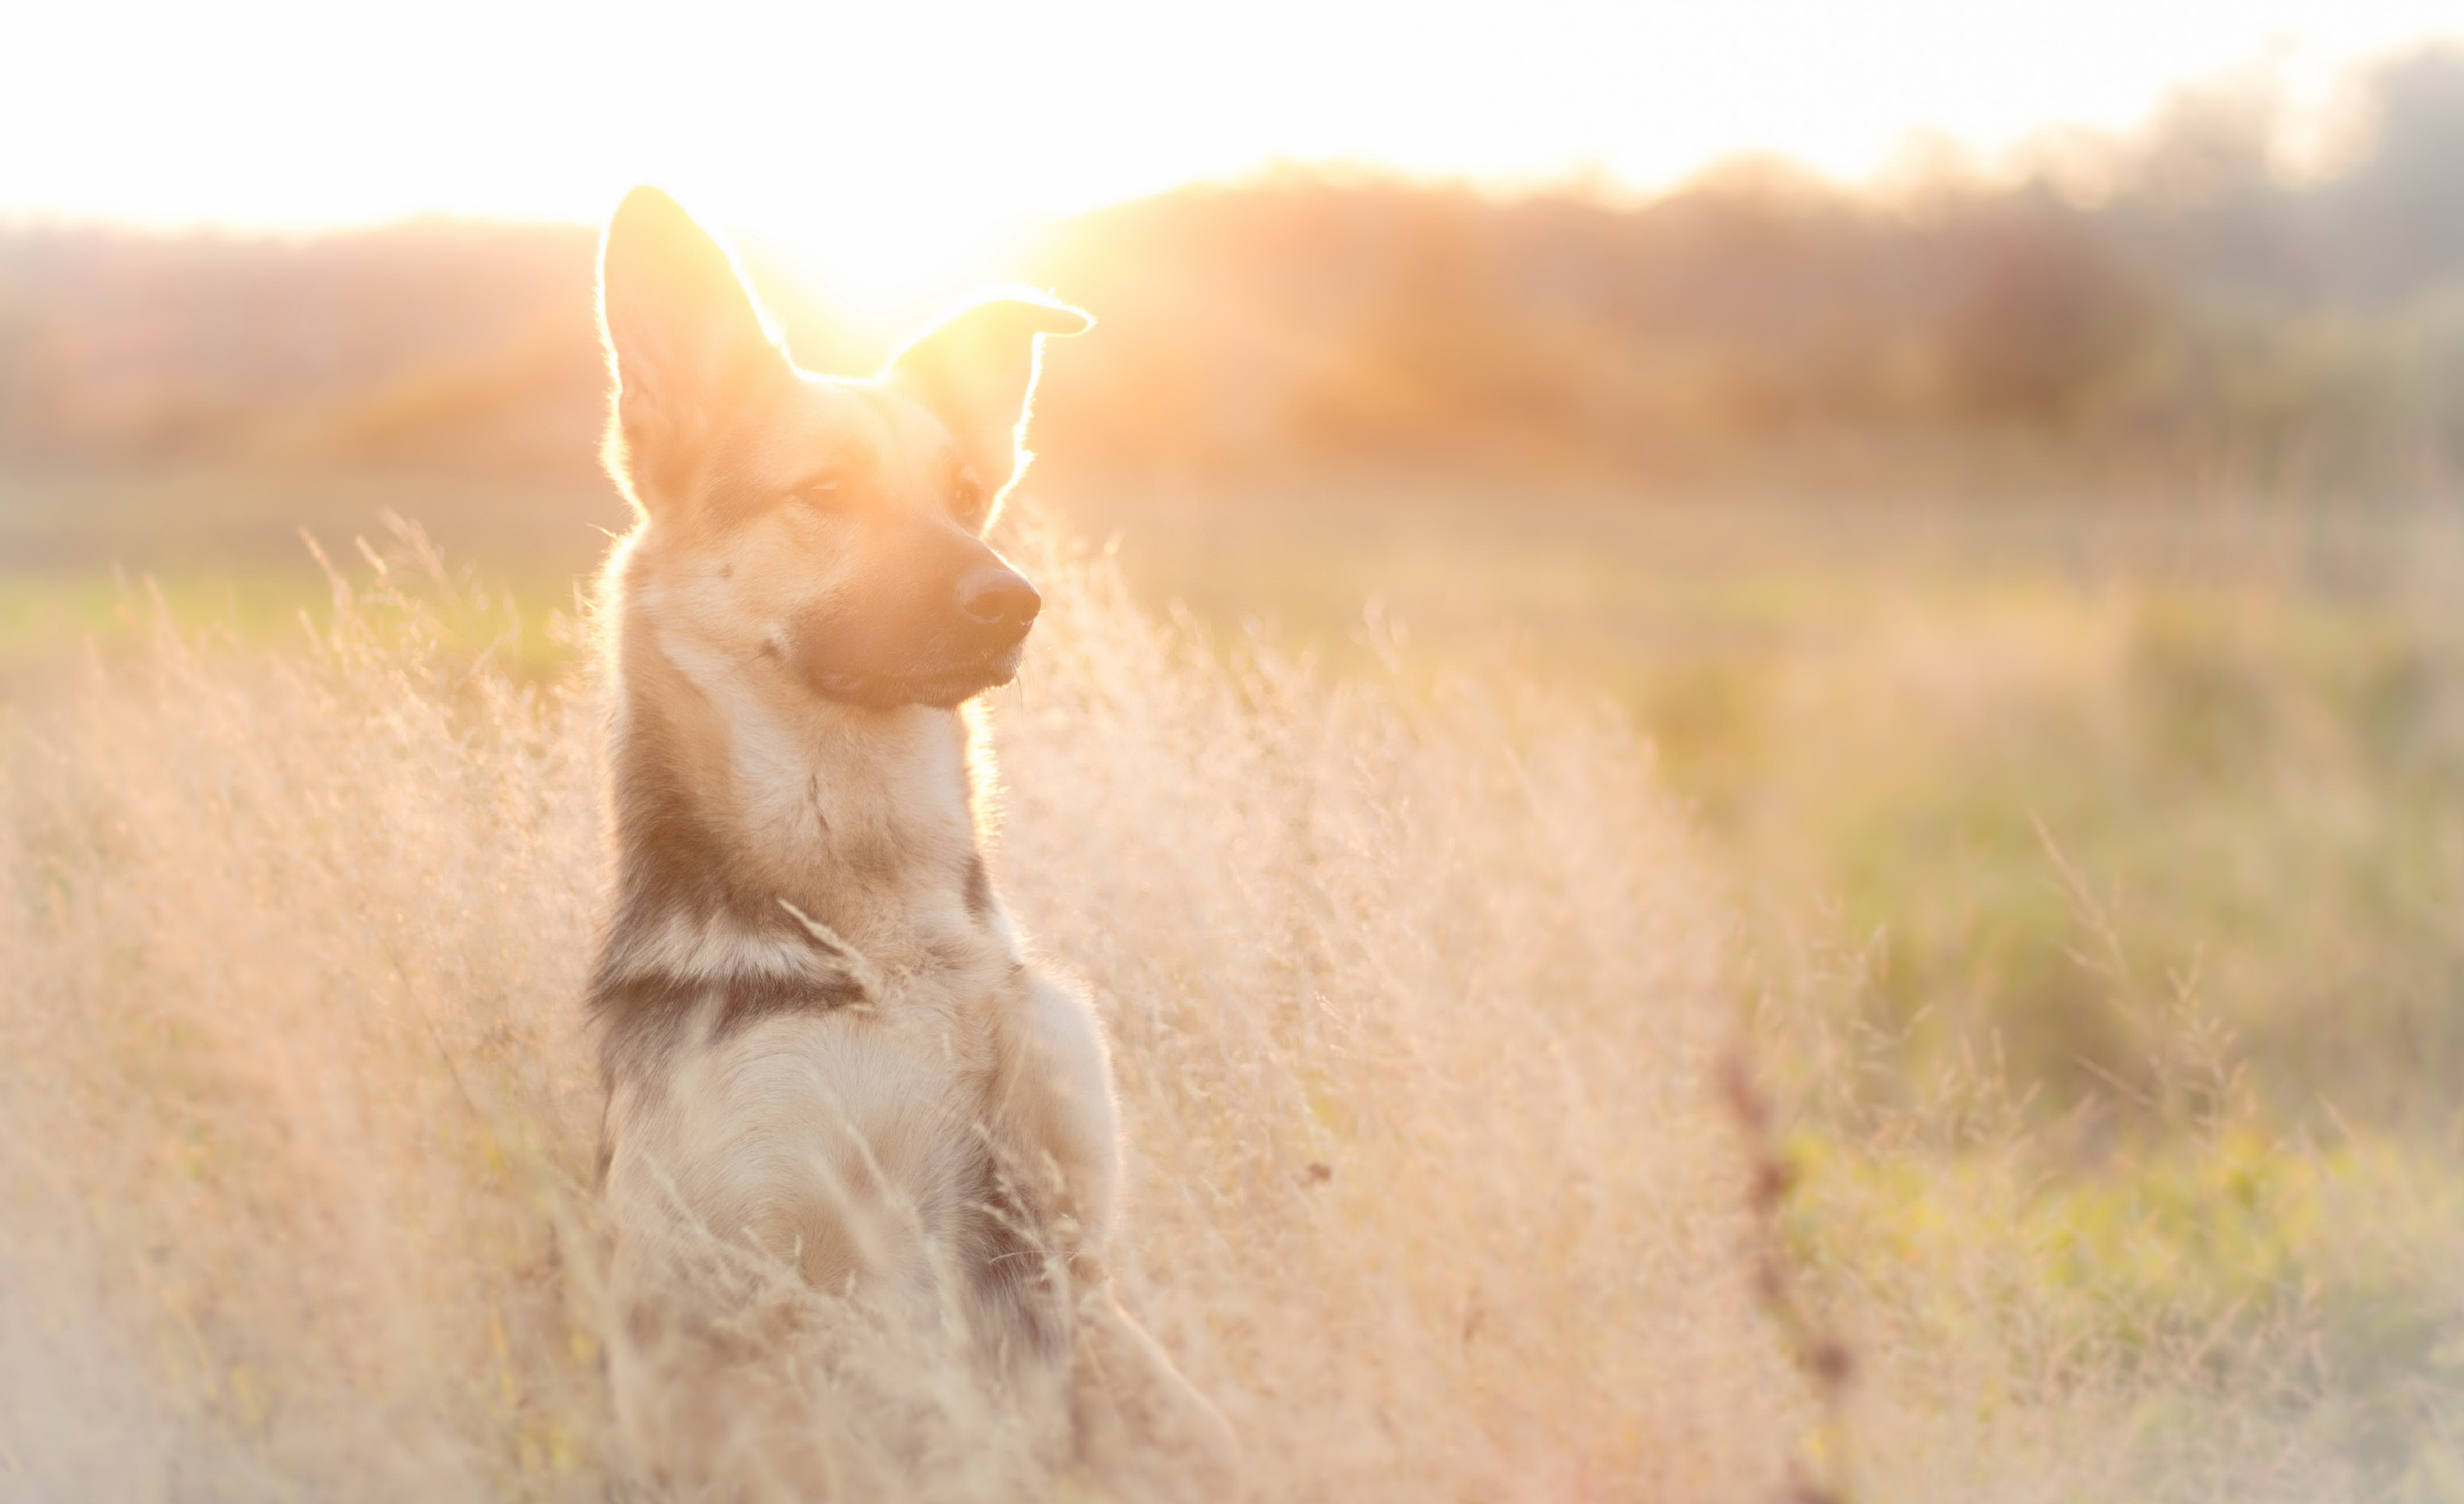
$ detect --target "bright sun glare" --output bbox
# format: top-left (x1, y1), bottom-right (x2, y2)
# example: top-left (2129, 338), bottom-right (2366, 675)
top-left (3, 0), bottom-right (2460, 314)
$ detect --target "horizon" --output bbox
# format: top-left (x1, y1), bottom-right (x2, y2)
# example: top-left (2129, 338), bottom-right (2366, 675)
top-left (9, 0), bottom-right (2462, 314)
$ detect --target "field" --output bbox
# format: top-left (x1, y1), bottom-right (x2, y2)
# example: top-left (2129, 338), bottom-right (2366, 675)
top-left (2, 465), bottom-right (2462, 1501)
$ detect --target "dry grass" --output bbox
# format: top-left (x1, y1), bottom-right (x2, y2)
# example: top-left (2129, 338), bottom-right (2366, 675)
top-left (1, 506), bottom-right (2456, 1501)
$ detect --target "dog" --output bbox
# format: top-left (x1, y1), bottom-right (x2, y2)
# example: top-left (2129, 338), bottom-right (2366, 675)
top-left (585, 186), bottom-right (1225, 1498)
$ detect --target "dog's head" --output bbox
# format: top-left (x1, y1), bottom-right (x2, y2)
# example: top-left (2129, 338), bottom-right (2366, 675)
top-left (597, 186), bottom-right (1089, 710)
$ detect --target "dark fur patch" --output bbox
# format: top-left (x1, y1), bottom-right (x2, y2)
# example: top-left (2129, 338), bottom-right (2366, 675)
top-left (593, 965), bottom-right (867, 1082)
top-left (593, 1099), bottom-right (615, 1190)
top-left (593, 975), bottom-right (707, 1084)
top-left (714, 970), bottom-right (867, 1035)
top-left (966, 1157), bottom-right (1069, 1368)
top-left (607, 695), bottom-right (753, 925)
top-left (961, 852), bottom-right (994, 920)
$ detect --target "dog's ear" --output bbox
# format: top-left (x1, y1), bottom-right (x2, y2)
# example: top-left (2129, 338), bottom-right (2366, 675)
top-left (883, 292), bottom-right (1091, 517)
top-left (597, 186), bottom-right (787, 507)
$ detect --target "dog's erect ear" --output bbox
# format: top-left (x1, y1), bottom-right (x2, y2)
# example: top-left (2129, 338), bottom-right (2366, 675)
top-left (597, 186), bottom-right (787, 505)
top-left (883, 292), bottom-right (1091, 514)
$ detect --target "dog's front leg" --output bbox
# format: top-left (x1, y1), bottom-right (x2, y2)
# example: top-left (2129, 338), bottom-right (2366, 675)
top-left (993, 972), bottom-right (1124, 1264)
top-left (992, 973), bottom-right (1240, 1491)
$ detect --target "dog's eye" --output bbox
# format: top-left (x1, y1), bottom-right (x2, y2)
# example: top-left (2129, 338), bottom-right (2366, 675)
top-left (950, 473), bottom-right (984, 517)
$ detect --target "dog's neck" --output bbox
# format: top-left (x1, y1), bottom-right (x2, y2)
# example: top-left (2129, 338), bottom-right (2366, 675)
top-left (595, 602), bottom-right (1003, 999)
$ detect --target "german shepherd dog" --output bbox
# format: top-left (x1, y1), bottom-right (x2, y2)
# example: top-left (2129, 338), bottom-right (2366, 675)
top-left (587, 188), bottom-right (1223, 1497)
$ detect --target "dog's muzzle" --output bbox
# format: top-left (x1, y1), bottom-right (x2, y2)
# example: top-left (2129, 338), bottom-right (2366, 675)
top-left (954, 567), bottom-right (1041, 648)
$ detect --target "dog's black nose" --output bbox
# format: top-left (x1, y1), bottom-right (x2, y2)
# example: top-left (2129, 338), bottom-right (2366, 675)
top-left (956, 568), bottom-right (1041, 632)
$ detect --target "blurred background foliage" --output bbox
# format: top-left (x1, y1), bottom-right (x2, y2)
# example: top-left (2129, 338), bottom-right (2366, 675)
top-left (7, 49), bottom-right (2464, 500)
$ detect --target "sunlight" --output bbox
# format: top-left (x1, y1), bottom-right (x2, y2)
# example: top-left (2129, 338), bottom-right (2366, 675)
top-left (729, 189), bottom-right (1049, 341)
top-left (5, 0), bottom-right (2456, 241)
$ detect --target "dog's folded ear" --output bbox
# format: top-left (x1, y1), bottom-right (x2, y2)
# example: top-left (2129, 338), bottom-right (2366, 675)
top-left (883, 292), bottom-right (1092, 520)
top-left (598, 186), bottom-right (787, 506)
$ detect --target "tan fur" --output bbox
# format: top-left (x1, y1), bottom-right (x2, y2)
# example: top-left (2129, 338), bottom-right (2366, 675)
top-left (585, 188), bottom-right (1230, 1498)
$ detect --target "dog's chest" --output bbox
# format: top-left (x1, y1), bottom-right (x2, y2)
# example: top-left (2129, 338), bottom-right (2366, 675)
top-left (610, 951), bottom-right (1026, 1254)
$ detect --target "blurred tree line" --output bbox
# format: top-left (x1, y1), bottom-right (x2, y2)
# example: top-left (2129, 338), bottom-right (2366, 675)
top-left (0, 222), bottom-right (605, 473)
top-left (4, 46), bottom-right (2462, 499)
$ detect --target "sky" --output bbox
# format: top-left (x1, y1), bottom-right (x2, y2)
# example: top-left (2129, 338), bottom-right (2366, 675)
top-left (4, 0), bottom-right (2461, 308)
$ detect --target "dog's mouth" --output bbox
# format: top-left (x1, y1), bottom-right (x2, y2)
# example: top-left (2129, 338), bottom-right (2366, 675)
top-left (807, 641), bottom-right (1027, 710)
